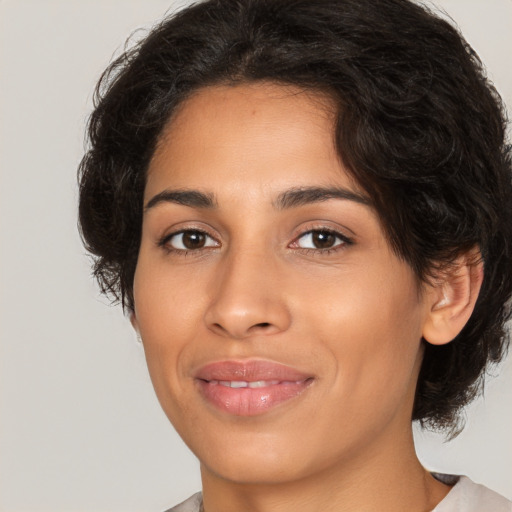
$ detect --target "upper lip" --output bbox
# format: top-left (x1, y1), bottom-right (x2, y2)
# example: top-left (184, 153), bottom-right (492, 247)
top-left (194, 360), bottom-right (313, 382)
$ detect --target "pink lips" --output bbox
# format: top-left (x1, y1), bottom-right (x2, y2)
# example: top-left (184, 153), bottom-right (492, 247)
top-left (195, 360), bottom-right (313, 416)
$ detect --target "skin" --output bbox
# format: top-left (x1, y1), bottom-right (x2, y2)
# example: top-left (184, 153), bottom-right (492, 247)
top-left (132, 82), bottom-right (481, 512)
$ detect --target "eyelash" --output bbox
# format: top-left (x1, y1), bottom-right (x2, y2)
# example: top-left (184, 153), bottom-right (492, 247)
top-left (158, 227), bottom-right (353, 256)
top-left (291, 228), bottom-right (353, 255)
top-left (157, 228), bottom-right (219, 255)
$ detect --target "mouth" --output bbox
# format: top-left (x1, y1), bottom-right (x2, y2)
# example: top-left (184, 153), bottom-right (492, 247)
top-left (194, 360), bottom-right (314, 416)
top-left (210, 379), bottom-right (285, 388)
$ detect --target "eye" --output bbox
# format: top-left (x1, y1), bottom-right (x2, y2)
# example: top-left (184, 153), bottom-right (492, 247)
top-left (163, 230), bottom-right (218, 251)
top-left (294, 230), bottom-right (349, 250)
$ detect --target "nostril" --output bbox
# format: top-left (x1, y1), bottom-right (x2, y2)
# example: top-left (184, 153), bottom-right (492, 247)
top-left (255, 322), bottom-right (271, 328)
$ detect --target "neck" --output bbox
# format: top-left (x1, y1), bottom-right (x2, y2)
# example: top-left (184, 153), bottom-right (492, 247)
top-left (200, 424), bottom-right (450, 512)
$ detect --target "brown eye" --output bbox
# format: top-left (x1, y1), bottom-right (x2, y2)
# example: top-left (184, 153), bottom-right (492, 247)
top-left (166, 230), bottom-right (218, 251)
top-left (311, 231), bottom-right (336, 249)
top-left (295, 230), bottom-right (349, 250)
top-left (182, 231), bottom-right (206, 249)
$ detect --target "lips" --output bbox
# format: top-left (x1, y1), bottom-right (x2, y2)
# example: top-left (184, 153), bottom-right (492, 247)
top-left (195, 360), bottom-right (314, 416)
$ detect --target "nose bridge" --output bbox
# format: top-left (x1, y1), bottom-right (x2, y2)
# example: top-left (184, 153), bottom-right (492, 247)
top-left (204, 243), bottom-right (290, 339)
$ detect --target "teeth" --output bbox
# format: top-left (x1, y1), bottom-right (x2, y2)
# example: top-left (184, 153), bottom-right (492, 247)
top-left (218, 380), bottom-right (248, 388)
top-left (248, 380), bottom-right (279, 388)
top-left (217, 380), bottom-right (281, 388)
top-left (248, 380), bottom-right (267, 388)
top-left (229, 381), bottom-right (248, 388)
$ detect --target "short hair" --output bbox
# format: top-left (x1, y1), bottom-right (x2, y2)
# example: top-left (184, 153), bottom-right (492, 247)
top-left (78, 0), bottom-right (512, 432)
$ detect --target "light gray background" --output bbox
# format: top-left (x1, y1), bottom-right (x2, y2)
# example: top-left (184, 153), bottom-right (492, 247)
top-left (1, 1), bottom-right (511, 511)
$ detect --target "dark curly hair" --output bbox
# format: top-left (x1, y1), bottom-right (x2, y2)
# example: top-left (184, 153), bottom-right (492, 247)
top-left (78, 0), bottom-right (512, 433)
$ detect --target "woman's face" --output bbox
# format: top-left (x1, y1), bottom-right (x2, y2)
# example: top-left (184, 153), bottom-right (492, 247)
top-left (133, 83), bottom-right (431, 484)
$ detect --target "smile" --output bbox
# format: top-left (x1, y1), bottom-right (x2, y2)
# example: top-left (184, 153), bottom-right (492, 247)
top-left (195, 360), bottom-right (314, 416)
top-left (214, 380), bottom-right (291, 388)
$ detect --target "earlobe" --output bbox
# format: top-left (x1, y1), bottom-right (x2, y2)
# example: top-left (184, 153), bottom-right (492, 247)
top-left (129, 311), bottom-right (144, 343)
top-left (422, 250), bottom-right (483, 346)
top-left (129, 310), bottom-right (140, 333)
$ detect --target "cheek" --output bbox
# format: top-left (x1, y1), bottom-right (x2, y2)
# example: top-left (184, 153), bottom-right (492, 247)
top-left (300, 262), bottom-right (424, 401)
top-left (133, 252), bottom-right (206, 340)
top-left (132, 256), bottom-right (203, 407)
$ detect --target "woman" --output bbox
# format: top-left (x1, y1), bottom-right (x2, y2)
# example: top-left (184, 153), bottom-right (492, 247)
top-left (78, 0), bottom-right (512, 510)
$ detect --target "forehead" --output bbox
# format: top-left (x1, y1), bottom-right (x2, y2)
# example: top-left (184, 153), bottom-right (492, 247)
top-left (145, 82), bottom-right (363, 201)
top-left (160, 82), bottom-right (336, 148)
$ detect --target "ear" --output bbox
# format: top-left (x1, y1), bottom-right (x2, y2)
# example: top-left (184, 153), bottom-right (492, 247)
top-left (129, 310), bottom-right (144, 343)
top-left (129, 310), bottom-right (140, 333)
top-left (422, 249), bottom-right (483, 346)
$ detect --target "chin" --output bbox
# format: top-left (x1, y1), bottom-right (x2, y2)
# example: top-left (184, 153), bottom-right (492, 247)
top-left (182, 421), bottom-right (312, 484)
top-left (203, 450), bottom-right (310, 485)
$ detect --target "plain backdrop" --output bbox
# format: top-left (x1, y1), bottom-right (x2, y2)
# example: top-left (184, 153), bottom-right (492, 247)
top-left (1, 1), bottom-right (511, 511)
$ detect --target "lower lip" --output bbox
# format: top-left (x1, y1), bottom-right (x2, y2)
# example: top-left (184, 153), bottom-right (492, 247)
top-left (196, 379), bottom-right (313, 416)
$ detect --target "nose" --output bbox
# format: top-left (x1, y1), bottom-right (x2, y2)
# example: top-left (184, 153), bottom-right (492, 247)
top-left (204, 249), bottom-right (292, 340)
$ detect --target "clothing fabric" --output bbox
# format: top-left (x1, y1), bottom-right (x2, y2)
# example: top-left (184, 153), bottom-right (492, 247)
top-left (164, 475), bottom-right (512, 512)
top-left (166, 492), bottom-right (202, 512)
top-left (431, 475), bottom-right (511, 511)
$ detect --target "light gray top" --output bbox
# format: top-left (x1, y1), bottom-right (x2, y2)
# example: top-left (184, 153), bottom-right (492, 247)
top-left (165, 475), bottom-right (512, 512)
top-left (432, 475), bottom-right (511, 511)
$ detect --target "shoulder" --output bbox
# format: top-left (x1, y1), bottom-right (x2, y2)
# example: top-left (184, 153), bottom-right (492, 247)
top-left (160, 481), bottom-right (512, 512)
top-left (163, 492), bottom-right (203, 512)
top-left (433, 475), bottom-right (512, 512)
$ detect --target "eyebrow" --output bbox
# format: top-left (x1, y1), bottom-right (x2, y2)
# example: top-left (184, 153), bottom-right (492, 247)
top-left (274, 186), bottom-right (371, 209)
top-left (145, 189), bottom-right (217, 210)
top-left (145, 185), bottom-right (371, 211)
